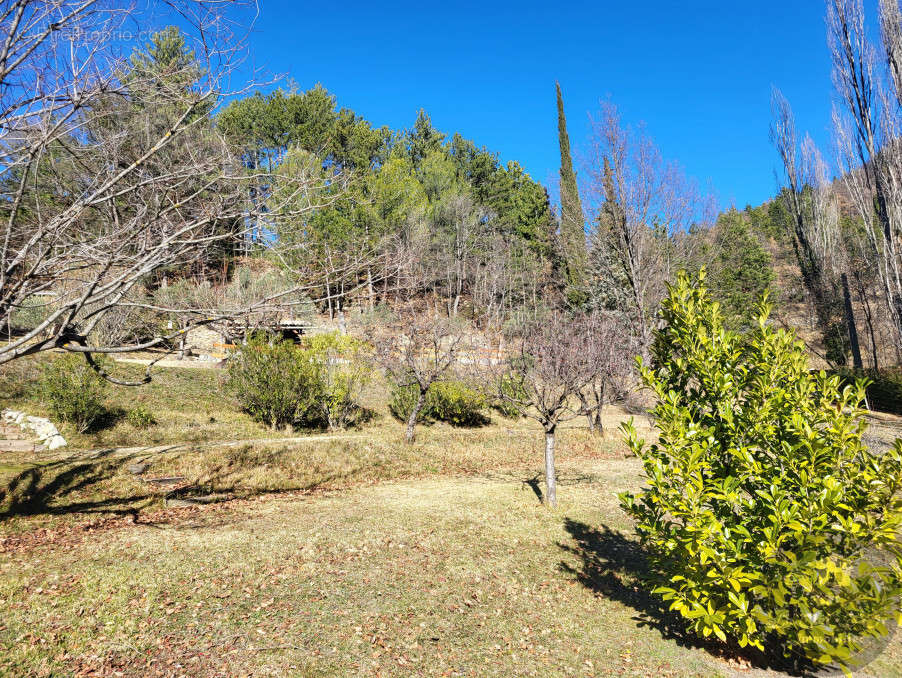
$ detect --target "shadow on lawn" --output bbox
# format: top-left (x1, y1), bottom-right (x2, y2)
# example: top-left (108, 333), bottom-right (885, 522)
top-left (518, 471), bottom-right (604, 505)
top-left (523, 474), bottom-right (543, 502)
top-left (87, 406), bottom-right (128, 433)
top-left (0, 445), bottom-right (370, 521)
top-left (0, 456), bottom-right (150, 519)
top-left (558, 519), bottom-right (819, 676)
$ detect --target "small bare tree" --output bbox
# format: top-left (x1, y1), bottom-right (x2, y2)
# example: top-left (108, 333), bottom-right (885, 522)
top-left (497, 312), bottom-right (599, 508)
top-left (576, 312), bottom-right (636, 435)
top-left (373, 312), bottom-right (464, 443)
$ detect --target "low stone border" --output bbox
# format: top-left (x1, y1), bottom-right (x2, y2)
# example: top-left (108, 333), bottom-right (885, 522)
top-left (1, 409), bottom-right (67, 450)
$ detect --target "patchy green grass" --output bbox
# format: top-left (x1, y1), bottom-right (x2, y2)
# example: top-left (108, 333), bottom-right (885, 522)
top-left (0, 355), bottom-right (286, 449)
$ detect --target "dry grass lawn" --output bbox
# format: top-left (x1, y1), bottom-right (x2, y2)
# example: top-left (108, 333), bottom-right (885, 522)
top-left (0, 456), bottom-right (879, 678)
top-left (2, 360), bottom-right (902, 677)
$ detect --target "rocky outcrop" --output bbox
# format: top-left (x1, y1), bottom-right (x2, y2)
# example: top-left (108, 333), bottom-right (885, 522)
top-left (1, 409), bottom-right (67, 450)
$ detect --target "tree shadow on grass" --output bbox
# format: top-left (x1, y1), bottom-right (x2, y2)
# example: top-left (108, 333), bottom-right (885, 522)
top-left (0, 456), bottom-right (151, 519)
top-left (87, 406), bottom-right (127, 433)
top-left (449, 412), bottom-right (492, 428)
top-left (0, 442), bottom-right (385, 523)
top-left (558, 519), bottom-right (819, 676)
top-left (523, 474), bottom-right (543, 503)
top-left (471, 470), bottom-right (605, 506)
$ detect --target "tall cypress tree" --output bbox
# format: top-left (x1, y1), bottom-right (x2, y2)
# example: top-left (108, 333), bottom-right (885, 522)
top-left (556, 82), bottom-right (587, 293)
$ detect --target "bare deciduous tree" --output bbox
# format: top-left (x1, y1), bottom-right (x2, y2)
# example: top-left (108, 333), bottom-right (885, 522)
top-left (576, 312), bottom-right (636, 435)
top-left (497, 312), bottom-right (600, 508)
top-left (0, 1), bottom-right (325, 381)
top-left (583, 102), bottom-right (714, 348)
top-left (770, 90), bottom-right (852, 365)
top-left (150, 266), bottom-right (313, 359)
top-left (373, 312), bottom-right (465, 443)
top-left (829, 0), bottom-right (902, 356)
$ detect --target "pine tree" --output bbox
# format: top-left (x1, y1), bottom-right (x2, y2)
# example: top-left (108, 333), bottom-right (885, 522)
top-left (706, 209), bottom-right (775, 330)
top-left (556, 82), bottom-right (588, 296)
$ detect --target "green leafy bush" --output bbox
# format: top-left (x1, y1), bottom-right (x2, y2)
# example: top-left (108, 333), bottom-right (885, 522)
top-left (226, 331), bottom-right (370, 431)
top-left (492, 374), bottom-right (527, 418)
top-left (126, 405), bottom-right (157, 429)
top-left (619, 270), bottom-right (902, 672)
top-left (301, 331), bottom-right (369, 355)
top-left (388, 382), bottom-right (428, 423)
top-left (389, 379), bottom-right (488, 427)
top-left (41, 355), bottom-right (108, 433)
top-left (303, 332), bottom-right (370, 430)
top-left (311, 362), bottom-right (366, 430)
top-left (226, 333), bottom-right (322, 430)
top-left (428, 380), bottom-right (488, 427)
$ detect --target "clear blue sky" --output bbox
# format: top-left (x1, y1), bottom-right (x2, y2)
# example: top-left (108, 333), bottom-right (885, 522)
top-left (232, 0), bottom-right (880, 209)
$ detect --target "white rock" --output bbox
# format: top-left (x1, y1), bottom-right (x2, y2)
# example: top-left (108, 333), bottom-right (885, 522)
top-left (46, 435), bottom-right (67, 450)
top-left (2, 410), bottom-right (66, 449)
top-left (33, 421), bottom-right (59, 439)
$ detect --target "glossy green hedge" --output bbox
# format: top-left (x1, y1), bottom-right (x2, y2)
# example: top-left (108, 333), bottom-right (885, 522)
top-left (620, 270), bottom-right (902, 673)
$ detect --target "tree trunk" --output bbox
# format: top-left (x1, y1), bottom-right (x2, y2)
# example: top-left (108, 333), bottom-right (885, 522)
top-left (841, 273), bottom-right (863, 369)
top-left (581, 383), bottom-right (605, 435)
top-left (853, 270), bottom-right (880, 370)
top-left (544, 427), bottom-right (557, 508)
top-left (405, 389), bottom-right (427, 444)
top-left (589, 410), bottom-right (604, 435)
